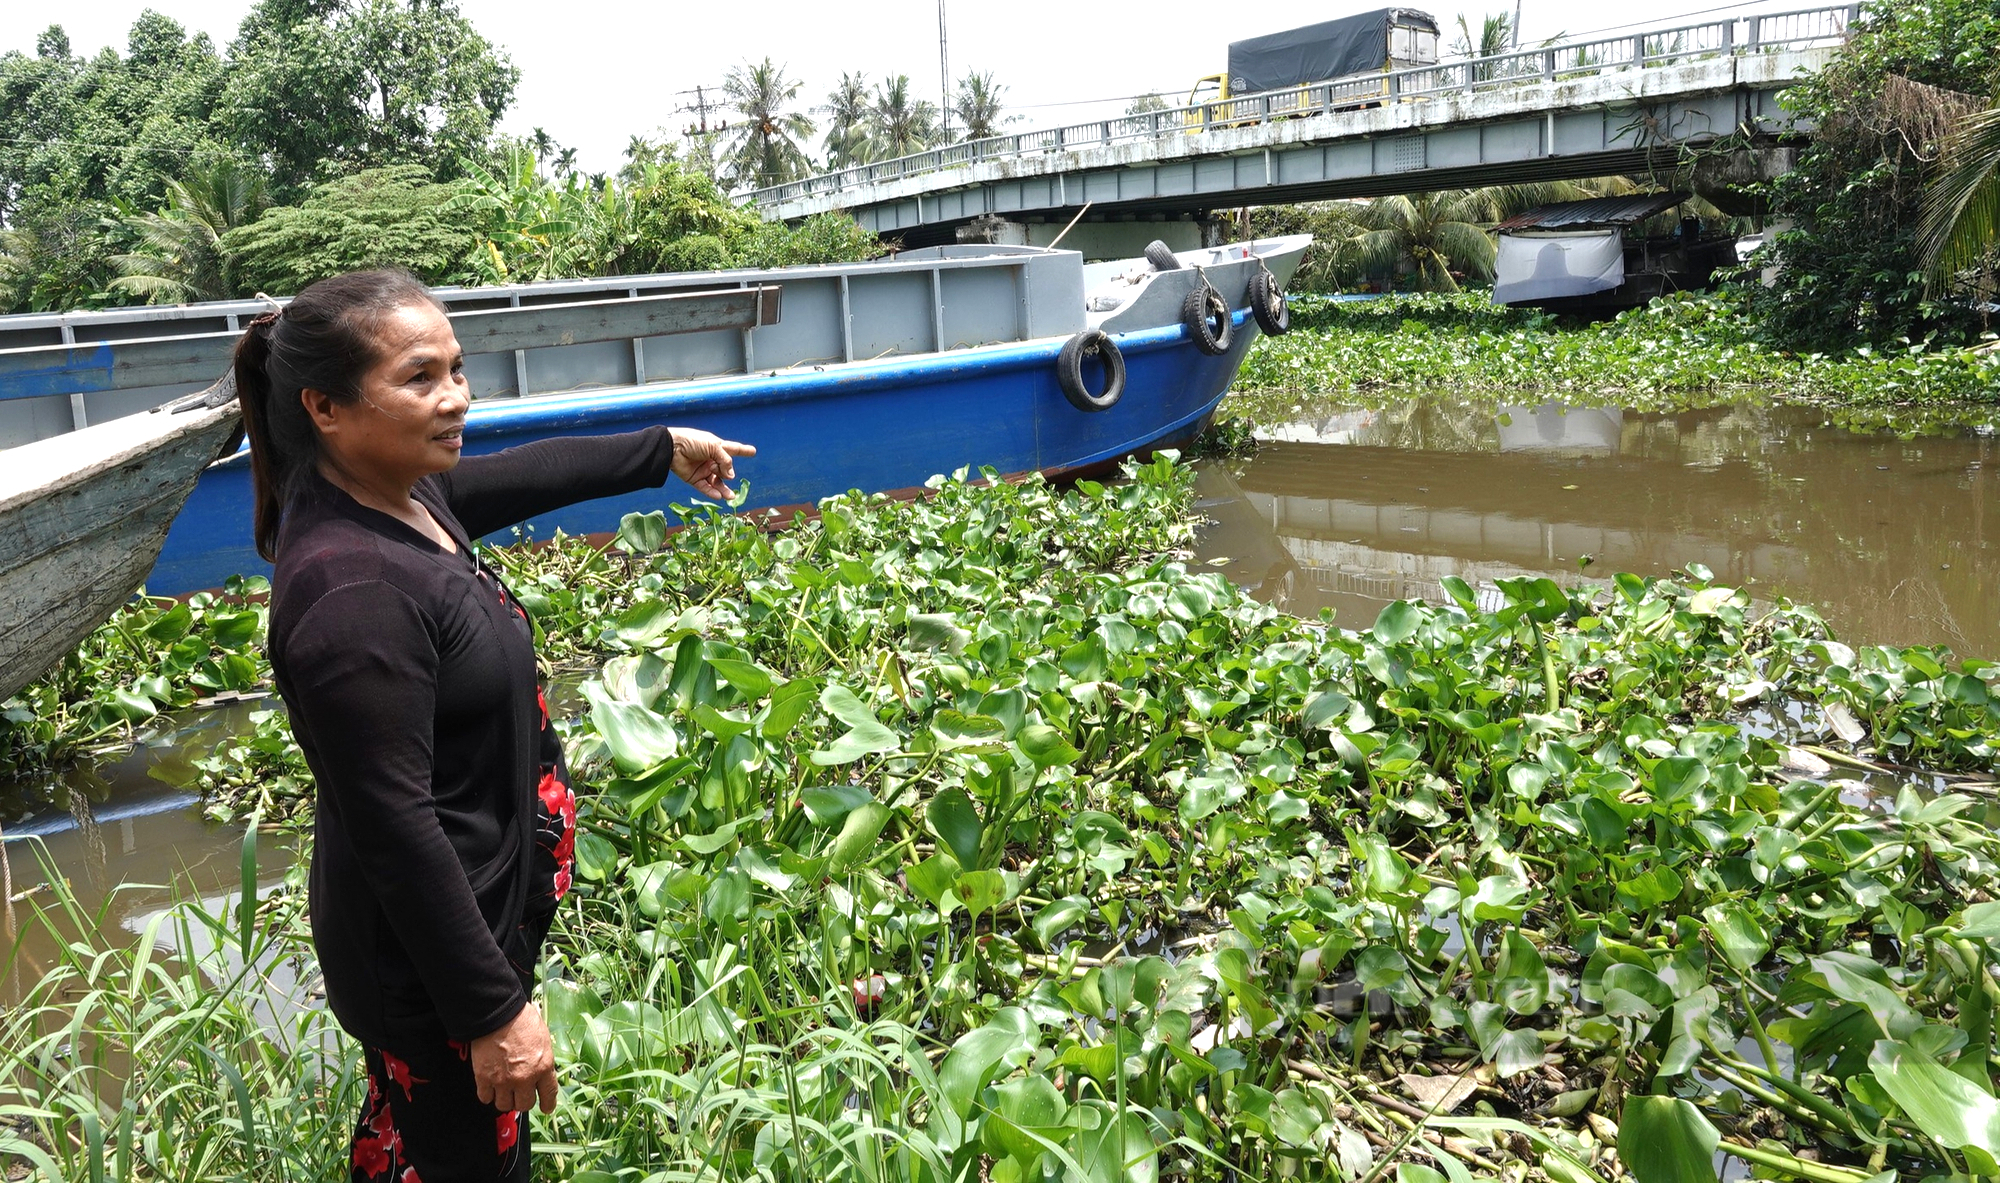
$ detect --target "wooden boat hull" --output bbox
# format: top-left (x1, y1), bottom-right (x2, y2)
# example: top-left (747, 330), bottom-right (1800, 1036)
top-left (0, 400), bottom-right (239, 701)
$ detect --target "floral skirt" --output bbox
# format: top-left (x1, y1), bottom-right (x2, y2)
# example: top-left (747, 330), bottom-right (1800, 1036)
top-left (349, 762), bottom-right (576, 1182)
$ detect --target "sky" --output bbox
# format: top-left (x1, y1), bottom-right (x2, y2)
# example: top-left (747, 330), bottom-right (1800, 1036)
top-left (7, 0), bottom-right (1814, 178)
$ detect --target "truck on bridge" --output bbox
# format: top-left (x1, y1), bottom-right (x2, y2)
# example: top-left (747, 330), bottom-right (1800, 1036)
top-left (1186, 7), bottom-right (1443, 124)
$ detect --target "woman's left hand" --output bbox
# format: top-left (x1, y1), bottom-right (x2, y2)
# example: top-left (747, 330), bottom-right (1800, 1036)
top-left (670, 428), bottom-right (757, 500)
top-left (471, 1002), bottom-right (559, 1115)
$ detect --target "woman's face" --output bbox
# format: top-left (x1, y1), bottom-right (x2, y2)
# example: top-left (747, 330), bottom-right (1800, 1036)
top-left (308, 301), bottom-right (470, 487)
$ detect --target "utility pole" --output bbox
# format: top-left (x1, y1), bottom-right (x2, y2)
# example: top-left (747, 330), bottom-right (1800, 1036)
top-left (938, 0), bottom-right (952, 141)
top-left (674, 83), bottom-right (723, 136)
top-left (672, 83), bottom-right (726, 180)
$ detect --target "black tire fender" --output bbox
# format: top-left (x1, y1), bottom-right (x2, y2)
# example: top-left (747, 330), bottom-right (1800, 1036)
top-left (1143, 240), bottom-right (1182, 271)
top-left (1181, 284), bottom-right (1233, 356)
top-left (1056, 330), bottom-right (1126, 412)
top-left (1248, 268), bottom-right (1291, 336)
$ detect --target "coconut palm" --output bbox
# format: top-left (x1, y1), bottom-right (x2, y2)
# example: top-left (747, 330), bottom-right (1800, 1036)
top-left (108, 159), bottom-right (270, 304)
top-left (1453, 12), bottom-right (1514, 60)
top-left (869, 74), bottom-right (940, 160)
top-left (822, 72), bottom-right (873, 169)
top-left (720, 58), bottom-right (817, 190)
top-left (1250, 200), bottom-right (1370, 290)
top-left (1919, 103), bottom-right (2000, 292)
top-left (1485, 175), bottom-right (1640, 221)
top-left (952, 71), bottom-right (1013, 142)
top-left (1345, 189), bottom-right (1501, 291)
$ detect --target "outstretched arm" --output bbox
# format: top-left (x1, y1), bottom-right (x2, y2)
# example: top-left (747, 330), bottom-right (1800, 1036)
top-left (434, 426), bottom-right (756, 539)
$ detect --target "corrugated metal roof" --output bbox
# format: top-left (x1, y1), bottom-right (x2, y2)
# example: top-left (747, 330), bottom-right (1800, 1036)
top-left (1495, 193), bottom-right (1686, 231)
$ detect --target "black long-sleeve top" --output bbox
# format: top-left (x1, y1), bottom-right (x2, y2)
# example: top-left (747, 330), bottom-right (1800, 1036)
top-left (268, 428), bottom-right (679, 1049)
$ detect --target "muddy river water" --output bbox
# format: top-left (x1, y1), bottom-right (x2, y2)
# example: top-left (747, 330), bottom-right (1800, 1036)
top-left (1202, 397), bottom-right (1998, 655)
top-left (4, 393), bottom-right (1996, 983)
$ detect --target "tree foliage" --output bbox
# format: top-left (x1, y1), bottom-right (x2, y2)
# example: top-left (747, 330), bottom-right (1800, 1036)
top-left (720, 58), bottom-right (815, 190)
top-left (1739, 0), bottom-right (2000, 351)
top-left (1346, 189), bottom-right (1501, 292)
top-left (1452, 12), bottom-right (1515, 60)
top-left (110, 158), bottom-right (270, 303)
top-left (1919, 102), bottom-right (2000, 293)
top-left (821, 72), bottom-right (874, 169)
top-left (869, 75), bottom-right (940, 160)
top-left (452, 145), bottom-right (878, 288)
top-left (0, 9), bottom-right (877, 310)
top-left (222, 166), bottom-right (476, 293)
top-left (222, 0), bottom-right (519, 196)
top-left (952, 71), bottom-right (1013, 142)
top-left (1253, 178), bottom-right (1651, 293)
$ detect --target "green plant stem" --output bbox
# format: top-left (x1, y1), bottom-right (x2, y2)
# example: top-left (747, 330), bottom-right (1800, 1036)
top-left (1722, 1139), bottom-right (1874, 1183)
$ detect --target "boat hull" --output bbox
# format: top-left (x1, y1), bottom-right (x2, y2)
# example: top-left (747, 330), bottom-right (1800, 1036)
top-left (148, 310), bottom-right (1263, 594)
top-left (1, 401), bottom-right (239, 701)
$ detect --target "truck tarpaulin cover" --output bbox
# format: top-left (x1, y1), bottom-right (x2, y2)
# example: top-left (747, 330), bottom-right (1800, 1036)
top-left (1228, 9), bottom-right (1439, 93)
top-left (1491, 231), bottom-right (1626, 304)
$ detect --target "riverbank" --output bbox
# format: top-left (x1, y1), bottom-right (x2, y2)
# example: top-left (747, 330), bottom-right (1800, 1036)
top-left (6, 457), bottom-right (2000, 1181)
top-left (1237, 293), bottom-right (2000, 417)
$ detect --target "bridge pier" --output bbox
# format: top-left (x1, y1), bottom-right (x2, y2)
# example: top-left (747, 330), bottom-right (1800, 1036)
top-left (1691, 145), bottom-right (1798, 217)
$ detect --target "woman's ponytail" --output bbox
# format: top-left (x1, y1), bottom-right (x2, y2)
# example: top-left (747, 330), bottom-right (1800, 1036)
top-left (227, 269), bottom-right (444, 564)
top-left (234, 312), bottom-right (285, 562)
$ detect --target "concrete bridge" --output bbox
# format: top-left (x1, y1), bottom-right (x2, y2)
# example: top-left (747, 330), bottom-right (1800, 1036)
top-left (746, 5), bottom-right (1857, 254)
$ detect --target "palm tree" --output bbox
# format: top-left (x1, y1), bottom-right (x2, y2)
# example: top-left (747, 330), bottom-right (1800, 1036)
top-left (1919, 103), bottom-right (2000, 292)
top-left (720, 58), bottom-right (816, 191)
top-left (620, 134), bottom-right (674, 184)
top-left (1454, 13), bottom-right (1514, 67)
top-left (952, 71), bottom-right (1012, 142)
top-left (822, 72), bottom-right (873, 169)
top-left (109, 159), bottom-right (270, 304)
top-left (1345, 189), bottom-right (1501, 292)
top-left (869, 74), bottom-right (940, 160)
top-left (1485, 175), bottom-right (1638, 222)
top-left (0, 225), bottom-right (41, 311)
top-left (529, 127), bottom-right (559, 175)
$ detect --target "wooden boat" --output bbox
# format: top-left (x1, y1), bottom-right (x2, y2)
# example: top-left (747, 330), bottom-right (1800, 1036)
top-left (0, 389), bottom-right (239, 702)
top-left (0, 236), bottom-right (1307, 611)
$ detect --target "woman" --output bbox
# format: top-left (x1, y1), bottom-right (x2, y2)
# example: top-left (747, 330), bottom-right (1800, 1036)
top-left (238, 269), bottom-right (752, 1181)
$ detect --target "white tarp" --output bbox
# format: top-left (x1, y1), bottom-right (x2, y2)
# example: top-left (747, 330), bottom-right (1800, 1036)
top-left (1491, 230), bottom-right (1625, 304)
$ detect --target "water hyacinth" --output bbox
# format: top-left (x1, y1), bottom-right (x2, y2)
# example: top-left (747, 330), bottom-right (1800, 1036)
top-left (1238, 293), bottom-right (2000, 409)
top-left (3, 456), bottom-right (2000, 1182)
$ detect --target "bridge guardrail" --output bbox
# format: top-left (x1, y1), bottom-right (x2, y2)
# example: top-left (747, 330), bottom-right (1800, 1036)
top-left (746, 3), bottom-right (1858, 209)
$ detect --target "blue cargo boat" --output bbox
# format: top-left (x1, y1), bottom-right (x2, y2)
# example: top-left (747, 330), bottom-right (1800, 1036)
top-left (0, 236), bottom-right (1305, 617)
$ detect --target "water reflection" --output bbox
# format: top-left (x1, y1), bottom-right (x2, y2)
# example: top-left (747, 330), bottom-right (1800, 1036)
top-left (1201, 397), bottom-right (1998, 656)
top-left (0, 734), bottom-right (291, 1009)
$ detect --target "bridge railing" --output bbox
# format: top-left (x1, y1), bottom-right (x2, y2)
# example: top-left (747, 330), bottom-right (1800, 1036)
top-left (748, 4), bottom-right (1860, 208)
